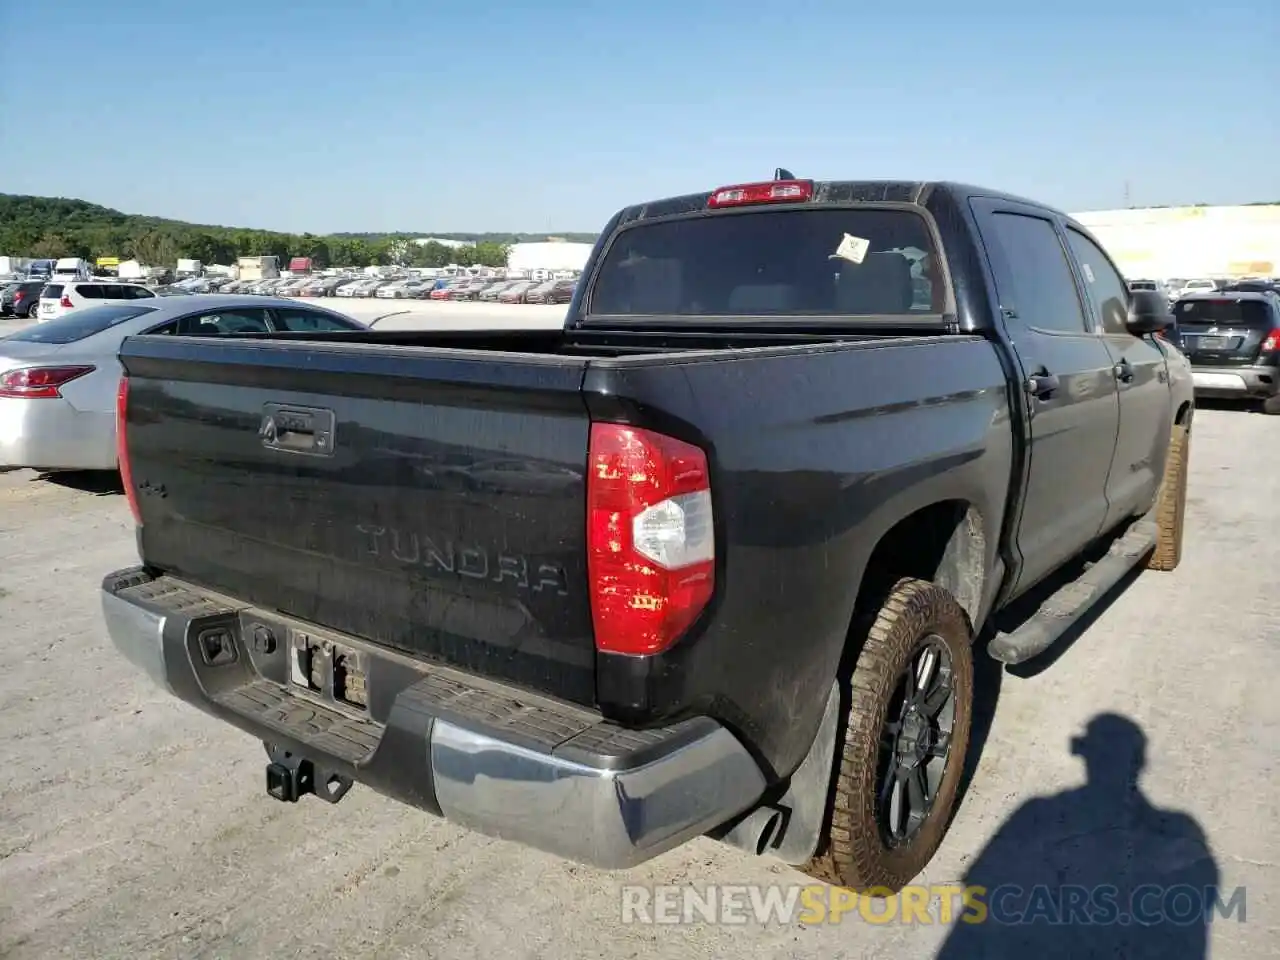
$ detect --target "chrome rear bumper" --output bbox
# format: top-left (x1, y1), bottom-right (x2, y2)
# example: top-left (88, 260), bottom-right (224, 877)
top-left (101, 570), bottom-right (766, 869)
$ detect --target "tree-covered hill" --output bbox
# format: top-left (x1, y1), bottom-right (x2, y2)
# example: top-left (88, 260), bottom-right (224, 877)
top-left (0, 194), bottom-right (599, 269)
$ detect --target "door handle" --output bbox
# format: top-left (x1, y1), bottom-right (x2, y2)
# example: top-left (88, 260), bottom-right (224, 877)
top-left (1025, 370), bottom-right (1060, 399)
top-left (1114, 358), bottom-right (1134, 384)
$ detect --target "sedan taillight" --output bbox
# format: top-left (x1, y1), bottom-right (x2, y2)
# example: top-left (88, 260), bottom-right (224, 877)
top-left (0, 364), bottom-right (96, 399)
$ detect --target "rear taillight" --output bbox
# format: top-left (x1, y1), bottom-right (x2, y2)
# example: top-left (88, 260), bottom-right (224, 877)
top-left (707, 179), bottom-right (814, 208)
top-left (59, 294), bottom-right (74, 309)
top-left (116, 377), bottom-right (142, 525)
top-left (12, 291), bottom-right (25, 304)
top-left (1262, 330), bottom-right (1280, 352)
top-left (0, 364), bottom-right (95, 399)
top-left (587, 423), bottom-right (715, 656)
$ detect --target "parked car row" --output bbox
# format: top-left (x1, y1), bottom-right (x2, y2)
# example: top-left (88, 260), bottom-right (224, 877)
top-left (0, 278), bottom-right (197, 322)
top-left (213, 274), bottom-right (579, 304)
top-left (428, 276), bottom-right (578, 304)
top-left (1129, 276), bottom-right (1280, 303)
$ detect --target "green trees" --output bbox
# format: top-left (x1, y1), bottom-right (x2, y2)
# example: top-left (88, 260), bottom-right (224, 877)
top-left (0, 194), bottom-right (595, 269)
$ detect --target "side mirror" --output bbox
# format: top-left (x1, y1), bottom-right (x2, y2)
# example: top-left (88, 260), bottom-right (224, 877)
top-left (1126, 290), bottom-right (1173, 336)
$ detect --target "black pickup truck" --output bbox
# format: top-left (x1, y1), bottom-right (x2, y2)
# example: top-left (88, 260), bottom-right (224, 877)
top-left (102, 176), bottom-right (1193, 893)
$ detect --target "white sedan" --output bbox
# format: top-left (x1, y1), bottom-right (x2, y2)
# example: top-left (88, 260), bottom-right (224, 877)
top-left (0, 294), bottom-right (366, 472)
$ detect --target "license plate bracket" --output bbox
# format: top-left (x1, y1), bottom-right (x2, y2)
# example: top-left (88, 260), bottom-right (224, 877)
top-left (288, 630), bottom-right (369, 710)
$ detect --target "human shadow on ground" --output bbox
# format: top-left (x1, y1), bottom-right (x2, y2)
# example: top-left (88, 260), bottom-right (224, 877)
top-left (936, 713), bottom-right (1220, 960)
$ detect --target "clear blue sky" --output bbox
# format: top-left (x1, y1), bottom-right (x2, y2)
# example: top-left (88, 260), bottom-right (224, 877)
top-left (1, 0), bottom-right (1276, 234)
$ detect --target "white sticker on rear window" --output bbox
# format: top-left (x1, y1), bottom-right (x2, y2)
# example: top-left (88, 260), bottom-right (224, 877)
top-left (830, 233), bottom-right (871, 265)
top-left (1082, 263), bottom-right (1095, 283)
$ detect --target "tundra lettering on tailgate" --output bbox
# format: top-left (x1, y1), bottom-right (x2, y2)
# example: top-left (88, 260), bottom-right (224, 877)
top-left (355, 524), bottom-right (570, 596)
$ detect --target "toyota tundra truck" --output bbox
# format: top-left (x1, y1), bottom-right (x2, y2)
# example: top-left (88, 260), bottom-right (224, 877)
top-left (101, 176), bottom-right (1193, 893)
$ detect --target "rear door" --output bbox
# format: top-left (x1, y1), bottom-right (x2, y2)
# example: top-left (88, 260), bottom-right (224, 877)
top-left (1063, 225), bottom-right (1173, 530)
top-left (970, 198), bottom-right (1122, 596)
top-left (1175, 297), bottom-right (1278, 369)
top-left (72, 284), bottom-right (109, 311)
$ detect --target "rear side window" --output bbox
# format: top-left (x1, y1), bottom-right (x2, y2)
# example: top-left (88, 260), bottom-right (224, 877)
top-left (271, 308), bottom-right (361, 332)
top-left (174, 308), bottom-right (272, 335)
top-left (41, 284), bottom-right (64, 299)
top-left (588, 208), bottom-right (944, 318)
top-left (1065, 228), bottom-right (1131, 335)
top-left (1175, 299), bottom-right (1273, 329)
top-left (76, 284), bottom-right (106, 299)
top-left (985, 213), bottom-right (1090, 335)
top-left (1, 304), bottom-right (158, 343)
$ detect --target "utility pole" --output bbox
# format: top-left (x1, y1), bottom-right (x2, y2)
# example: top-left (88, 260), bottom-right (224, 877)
top-left (1123, 180), bottom-right (1132, 208)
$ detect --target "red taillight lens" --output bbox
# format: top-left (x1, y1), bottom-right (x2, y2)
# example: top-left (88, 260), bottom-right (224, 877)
top-left (12, 291), bottom-right (25, 304)
top-left (1262, 330), bottom-right (1280, 352)
top-left (707, 179), bottom-right (814, 208)
top-left (0, 364), bottom-right (95, 399)
top-left (587, 423), bottom-right (715, 656)
top-left (116, 377), bottom-right (142, 525)
top-left (59, 294), bottom-right (74, 309)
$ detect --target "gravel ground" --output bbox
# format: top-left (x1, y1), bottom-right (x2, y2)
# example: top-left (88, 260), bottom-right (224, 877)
top-left (0, 329), bottom-right (1276, 957)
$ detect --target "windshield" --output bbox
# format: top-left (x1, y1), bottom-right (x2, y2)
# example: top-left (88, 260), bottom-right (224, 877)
top-left (1175, 298), bottom-right (1272, 329)
top-left (588, 208), bottom-right (943, 318)
top-left (3, 304), bottom-right (158, 343)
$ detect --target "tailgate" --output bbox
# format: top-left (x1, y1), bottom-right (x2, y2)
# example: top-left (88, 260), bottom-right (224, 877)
top-left (119, 335), bottom-right (598, 705)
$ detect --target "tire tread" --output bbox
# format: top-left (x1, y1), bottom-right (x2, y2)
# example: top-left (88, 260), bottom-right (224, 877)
top-left (802, 577), bottom-right (973, 893)
top-left (1147, 422), bottom-right (1189, 572)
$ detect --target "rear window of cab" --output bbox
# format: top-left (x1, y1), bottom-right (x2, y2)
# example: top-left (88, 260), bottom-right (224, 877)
top-left (587, 208), bottom-right (944, 318)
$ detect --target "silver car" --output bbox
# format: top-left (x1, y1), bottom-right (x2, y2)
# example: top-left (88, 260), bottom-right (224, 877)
top-left (0, 294), bottom-right (366, 472)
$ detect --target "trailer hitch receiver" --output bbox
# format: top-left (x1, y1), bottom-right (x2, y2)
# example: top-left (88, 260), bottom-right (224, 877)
top-left (264, 743), bottom-right (354, 805)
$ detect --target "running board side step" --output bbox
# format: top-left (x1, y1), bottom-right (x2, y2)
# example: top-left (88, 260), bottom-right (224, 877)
top-left (988, 518), bottom-right (1158, 666)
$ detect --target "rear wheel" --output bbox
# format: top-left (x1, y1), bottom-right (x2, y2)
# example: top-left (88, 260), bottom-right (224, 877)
top-left (26, 301), bottom-right (39, 319)
top-left (1260, 396), bottom-right (1280, 416)
top-left (1146, 420), bottom-right (1190, 571)
top-left (802, 578), bottom-right (973, 894)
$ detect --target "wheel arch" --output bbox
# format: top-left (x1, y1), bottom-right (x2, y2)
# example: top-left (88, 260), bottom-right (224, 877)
top-left (849, 499), bottom-right (987, 641)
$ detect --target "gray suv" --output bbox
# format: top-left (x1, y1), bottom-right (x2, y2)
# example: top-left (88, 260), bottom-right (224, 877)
top-left (1175, 291), bottom-right (1280, 413)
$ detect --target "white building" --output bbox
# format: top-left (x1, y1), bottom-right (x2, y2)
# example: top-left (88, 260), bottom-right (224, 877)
top-left (507, 241), bottom-right (593, 273)
top-left (413, 237), bottom-right (472, 249)
top-left (1072, 204), bottom-right (1280, 279)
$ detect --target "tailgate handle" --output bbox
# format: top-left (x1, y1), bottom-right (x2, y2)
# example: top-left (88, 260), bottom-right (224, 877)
top-left (259, 405), bottom-right (335, 457)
